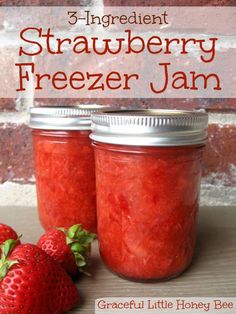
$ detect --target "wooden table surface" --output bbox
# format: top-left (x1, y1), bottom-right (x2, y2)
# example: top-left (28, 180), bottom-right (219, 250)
top-left (0, 206), bottom-right (235, 313)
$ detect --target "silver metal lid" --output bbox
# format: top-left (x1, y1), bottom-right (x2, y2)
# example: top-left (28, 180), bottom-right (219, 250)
top-left (29, 105), bottom-right (109, 130)
top-left (90, 109), bottom-right (208, 146)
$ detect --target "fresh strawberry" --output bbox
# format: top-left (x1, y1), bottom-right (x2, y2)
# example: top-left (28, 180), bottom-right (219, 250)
top-left (0, 223), bottom-right (19, 244)
top-left (37, 224), bottom-right (96, 277)
top-left (0, 239), bottom-right (79, 314)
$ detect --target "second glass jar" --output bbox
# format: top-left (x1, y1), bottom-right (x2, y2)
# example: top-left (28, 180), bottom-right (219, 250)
top-left (30, 106), bottom-right (105, 233)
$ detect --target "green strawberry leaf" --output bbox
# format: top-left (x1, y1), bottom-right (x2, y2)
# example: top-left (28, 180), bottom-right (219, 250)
top-left (0, 239), bottom-right (19, 281)
top-left (80, 234), bottom-right (96, 245)
top-left (0, 264), bottom-right (8, 280)
top-left (70, 242), bottom-right (82, 252)
top-left (2, 239), bottom-right (17, 257)
top-left (62, 224), bottom-right (96, 275)
top-left (68, 225), bottom-right (80, 239)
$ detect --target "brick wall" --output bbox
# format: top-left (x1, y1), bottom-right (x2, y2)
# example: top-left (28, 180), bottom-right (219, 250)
top-left (0, 0), bottom-right (236, 207)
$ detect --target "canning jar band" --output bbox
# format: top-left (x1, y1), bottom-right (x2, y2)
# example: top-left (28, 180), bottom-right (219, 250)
top-left (90, 109), bottom-right (208, 146)
top-left (29, 105), bottom-right (109, 130)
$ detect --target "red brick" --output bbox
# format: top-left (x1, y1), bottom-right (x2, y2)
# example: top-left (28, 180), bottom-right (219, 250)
top-left (0, 48), bottom-right (18, 106)
top-left (35, 98), bottom-right (81, 106)
top-left (0, 0), bottom-right (90, 4)
top-left (104, 0), bottom-right (236, 5)
top-left (0, 98), bottom-right (16, 111)
top-left (0, 124), bottom-right (34, 184)
top-left (203, 124), bottom-right (236, 186)
top-left (35, 98), bottom-right (145, 108)
top-left (141, 98), bottom-right (236, 111)
top-left (36, 98), bottom-right (236, 111)
top-left (1, 0), bottom-right (235, 4)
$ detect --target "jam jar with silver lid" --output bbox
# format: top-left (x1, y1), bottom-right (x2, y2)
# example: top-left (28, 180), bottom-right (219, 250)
top-left (30, 105), bottom-right (107, 233)
top-left (90, 109), bottom-right (208, 281)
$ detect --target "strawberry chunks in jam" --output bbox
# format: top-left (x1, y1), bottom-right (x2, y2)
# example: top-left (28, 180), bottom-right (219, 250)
top-left (94, 143), bottom-right (203, 281)
top-left (32, 130), bottom-right (97, 233)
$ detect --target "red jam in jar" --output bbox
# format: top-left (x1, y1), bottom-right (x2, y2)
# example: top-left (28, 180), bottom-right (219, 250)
top-left (91, 109), bottom-right (208, 281)
top-left (30, 106), bottom-right (105, 233)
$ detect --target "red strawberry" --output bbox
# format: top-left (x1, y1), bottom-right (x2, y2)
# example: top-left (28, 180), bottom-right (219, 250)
top-left (0, 239), bottom-right (79, 314)
top-left (0, 223), bottom-right (19, 244)
top-left (38, 224), bottom-right (96, 277)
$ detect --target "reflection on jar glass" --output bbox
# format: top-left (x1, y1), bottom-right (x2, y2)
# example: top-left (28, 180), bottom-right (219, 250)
top-left (91, 109), bottom-right (208, 281)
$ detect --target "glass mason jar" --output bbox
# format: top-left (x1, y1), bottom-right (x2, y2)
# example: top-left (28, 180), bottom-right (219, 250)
top-left (91, 109), bottom-right (208, 281)
top-left (30, 106), bottom-right (106, 233)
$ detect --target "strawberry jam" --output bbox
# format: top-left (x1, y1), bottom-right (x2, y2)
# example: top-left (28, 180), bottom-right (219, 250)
top-left (30, 106), bottom-right (106, 233)
top-left (91, 109), bottom-right (208, 281)
top-left (32, 129), bottom-right (96, 232)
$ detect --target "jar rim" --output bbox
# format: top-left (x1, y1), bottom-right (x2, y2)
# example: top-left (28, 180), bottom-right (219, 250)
top-left (29, 105), bottom-right (109, 130)
top-left (90, 109), bottom-right (208, 147)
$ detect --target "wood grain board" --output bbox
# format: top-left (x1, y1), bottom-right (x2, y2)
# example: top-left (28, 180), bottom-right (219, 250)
top-left (0, 206), bottom-right (235, 313)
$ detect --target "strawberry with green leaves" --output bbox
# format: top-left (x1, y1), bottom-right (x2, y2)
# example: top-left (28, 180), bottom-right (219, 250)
top-left (0, 239), bottom-right (79, 314)
top-left (0, 223), bottom-right (19, 245)
top-left (38, 224), bottom-right (96, 277)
